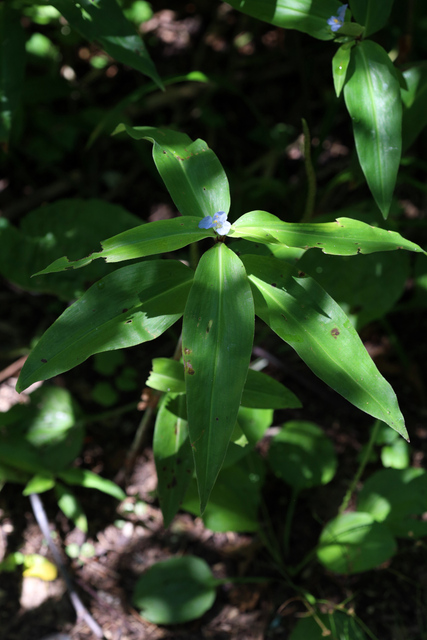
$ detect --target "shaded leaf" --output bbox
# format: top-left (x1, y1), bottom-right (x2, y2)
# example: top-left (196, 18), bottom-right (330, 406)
top-left (153, 393), bottom-right (193, 528)
top-left (269, 421), bottom-right (337, 490)
top-left (50, 0), bottom-right (162, 87)
top-left (349, 0), bottom-right (394, 37)
top-left (133, 556), bottom-right (217, 624)
top-left (357, 468), bottom-right (427, 538)
top-left (182, 453), bottom-right (265, 532)
top-left (17, 261), bottom-right (193, 391)
top-left (317, 512), bottom-right (396, 574)
top-left (290, 610), bottom-right (367, 640)
top-left (0, 4), bottom-right (26, 143)
top-left (401, 63), bottom-right (427, 151)
top-left (0, 199), bottom-right (141, 299)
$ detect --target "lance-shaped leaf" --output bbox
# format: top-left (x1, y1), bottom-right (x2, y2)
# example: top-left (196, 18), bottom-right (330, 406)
top-left (0, 4), bottom-right (26, 144)
top-left (344, 41), bottom-right (402, 219)
top-left (241, 254), bottom-right (407, 438)
top-left (332, 43), bottom-right (354, 98)
top-left (232, 211), bottom-right (424, 256)
top-left (349, 0), bottom-right (394, 37)
top-left (224, 0), bottom-right (341, 41)
top-left (50, 0), bottom-right (162, 88)
top-left (182, 244), bottom-right (254, 512)
top-left (35, 217), bottom-right (212, 275)
top-left (17, 261), bottom-right (193, 392)
top-left (401, 63), bottom-right (427, 152)
top-left (153, 393), bottom-right (194, 527)
top-left (57, 468), bottom-right (125, 501)
top-left (114, 125), bottom-right (230, 219)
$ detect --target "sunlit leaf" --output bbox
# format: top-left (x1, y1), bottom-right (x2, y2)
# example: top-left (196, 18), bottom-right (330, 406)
top-left (232, 211), bottom-right (423, 255)
top-left (183, 243), bottom-right (254, 512)
top-left (344, 41), bottom-right (402, 218)
top-left (114, 125), bottom-right (230, 219)
top-left (241, 254), bottom-right (407, 438)
top-left (224, 0), bottom-right (342, 41)
top-left (58, 468), bottom-right (125, 501)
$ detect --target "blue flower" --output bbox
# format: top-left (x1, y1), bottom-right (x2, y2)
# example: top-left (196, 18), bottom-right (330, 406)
top-left (327, 4), bottom-right (348, 32)
top-left (198, 211), bottom-right (231, 236)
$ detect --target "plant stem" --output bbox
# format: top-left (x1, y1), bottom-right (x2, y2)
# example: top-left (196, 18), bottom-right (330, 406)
top-left (301, 118), bottom-right (317, 221)
top-left (283, 487), bottom-right (299, 556)
top-left (339, 419), bottom-right (381, 514)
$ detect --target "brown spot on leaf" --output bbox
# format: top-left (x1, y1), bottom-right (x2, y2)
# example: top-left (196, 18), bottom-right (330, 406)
top-left (41, 358), bottom-right (47, 363)
top-left (184, 348), bottom-right (191, 355)
top-left (331, 328), bottom-right (340, 339)
top-left (185, 360), bottom-right (195, 375)
top-left (271, 283), bottom-right (277, 287)
top-left (122, 308), bottom-right (128, 313)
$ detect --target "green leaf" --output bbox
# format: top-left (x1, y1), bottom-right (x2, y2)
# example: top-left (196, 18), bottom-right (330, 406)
top-left (224, 0), bottom-right (342, 41)
top-left (237, 407), bottom-right (274, 446)
top-left (401, 63), bottom-right (427, 151)
top-left (35, 216), bottom-right (211, 274)
top-left (290, 610), bottom-right (367, 640)
top-left (17, 261), bottom-right (193, 391)
top-left (133, 556), bottom-right (217, 624)
top-left (268, 421), bottom-right (337, 491)
top-left (241, 254), bottom-right (407, 438)
top-left (182, 454), bottom-right (265, 532)
top-left (317, 512), bottom-right (397, 574)
top-left (0, 386), bottom-right (83, 475)
top-left (114, 125), bottom-right (230, 219)
top-left (344, 41), bottom-right (402, 218)
top-left (0, 199), bottom-right (141, 299)
top-left (380, 438), bottom-right (410, 469)
top-left (182, 244), bottom-right (254, 512)
top-left (57, 468), bottom-right (125, 501)
top-left (332, 43), bottom-right (354, 98)
top-left (349, 0), bottom-right (394, 37)
top-left (297, 249), bottom-right (411, 330)
top-left (232, 211), bottom-right (423, 255)
top-left (22, 474), bottom-right (55, 496)
top-left (147, 359), bottom-right (300, 409)
top-left (153, 393), bottom-right (193, 528)
top-left (241, 369), bottom-right (301, 409)
top-left (49, 0), bottom-right (162, 88)
top-left (55, 482), bottom-right (88, 532)
top-left (0, 4), bottom-right (26, 144)
top-left (147, 358), bottom-right (186, 394)
top-left (357, 468), bottom-right (427, 538)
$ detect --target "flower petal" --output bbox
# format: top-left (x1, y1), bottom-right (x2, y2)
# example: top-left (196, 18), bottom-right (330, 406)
top-left (216, 221), bottom-right (231, 236)
top-left (199, 216), bottom-right (214, 229)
